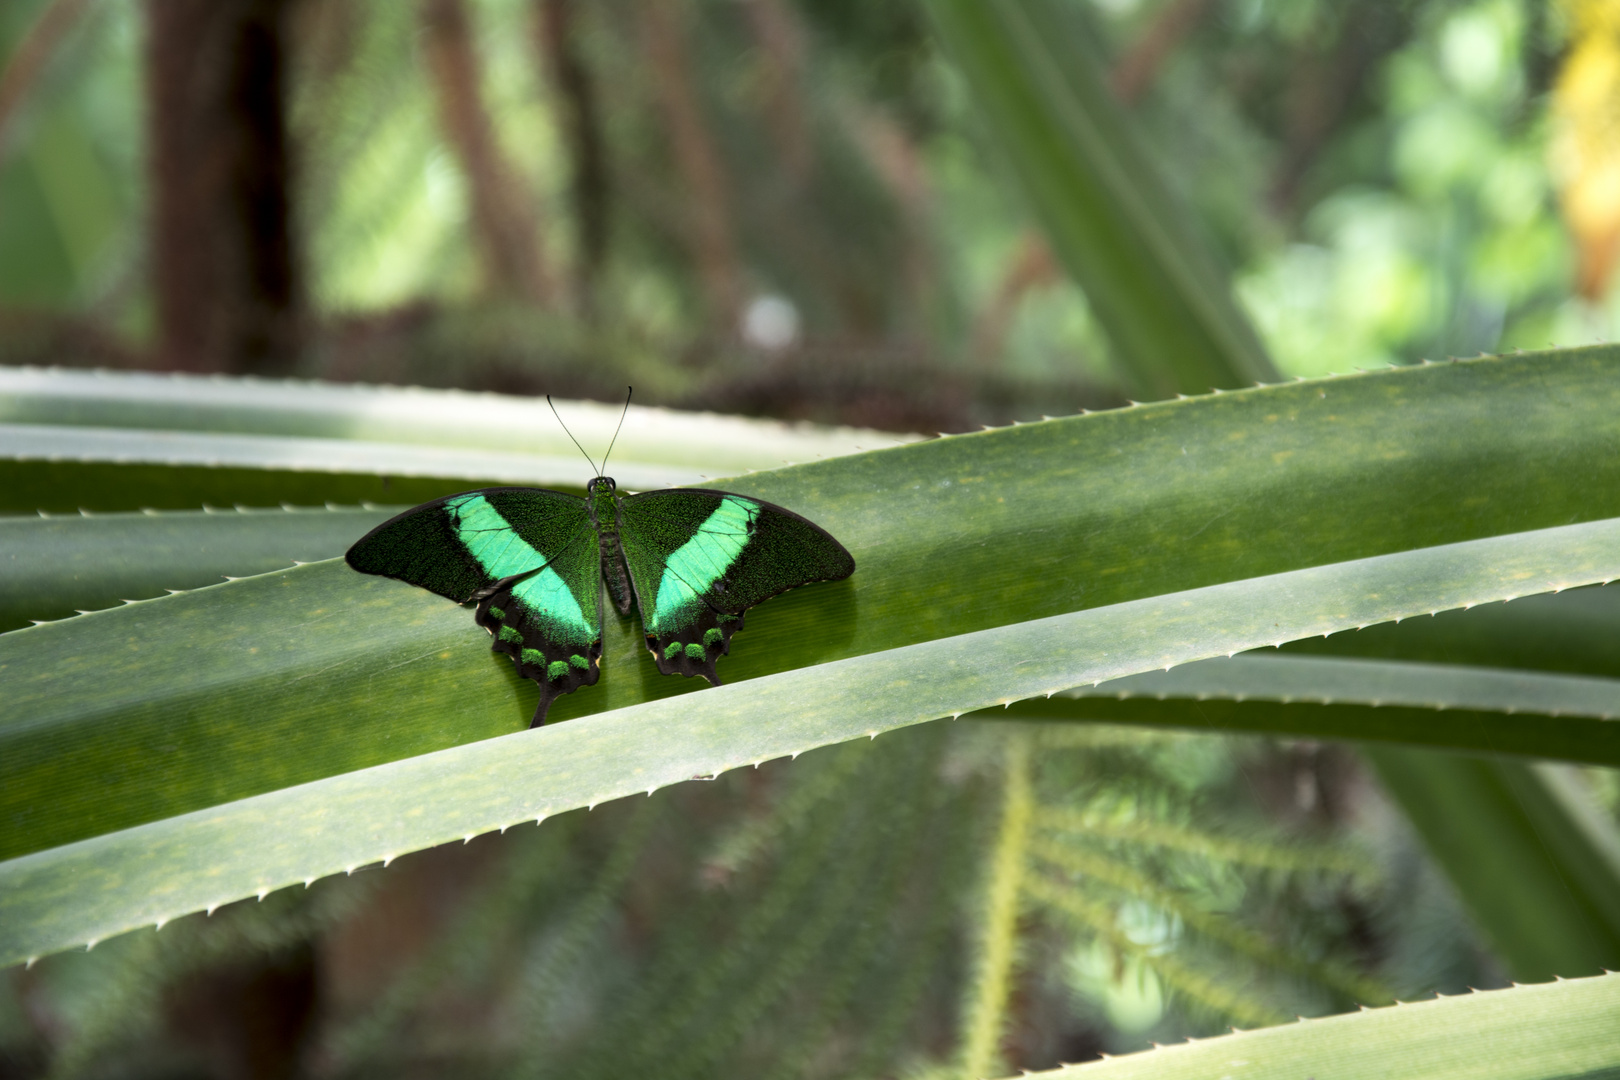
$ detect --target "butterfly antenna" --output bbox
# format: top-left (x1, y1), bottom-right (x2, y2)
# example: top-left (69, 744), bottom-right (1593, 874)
top-left (600, 387), bottom-right (632, 475)
top-left (546, 395), bottom-right (602, 475)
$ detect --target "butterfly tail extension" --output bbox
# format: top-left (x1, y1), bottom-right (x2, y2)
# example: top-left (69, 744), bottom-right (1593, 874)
top-left (645, 606), bottom-right (746, 685)
top-left (475, 584), bottom-right (601, 727)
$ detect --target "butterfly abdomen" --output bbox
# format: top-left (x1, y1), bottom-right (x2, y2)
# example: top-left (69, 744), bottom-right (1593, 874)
top-left (598, 531), bottom-right (634, 616)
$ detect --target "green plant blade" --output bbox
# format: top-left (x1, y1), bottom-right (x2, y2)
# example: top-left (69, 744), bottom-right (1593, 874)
top-left (0, 366), bottom-right (914, 471)
top-left (1013, 973), bottom-right (1620, 1080)
top-left (1285, 585), bottom-right (1620, 678)
top-left (0, 367), bottom-right (916, 513)
top-left (8, 350), bottom-right (1620, 852)
top-left (0, 507), bottom-right (399, 631)
top-left (1001, 696), bottom-right (1620, 767)
top-left (1368, 753), bottom-right (1620, 982)
top-left (0, 422), bottom-right (705, 492)
top-left (1000, 652), bottom-right (1620, 978)
top-left (923, 0), bottom-right (1278, 395)
top-left (0, 459), bottom-right (506, 516)
top-left (995, 652), bottom-right (1620, 765)
top-left (1076, 653), bottom-right (1620, 718)
top-left (6, 517), bottom-right (1620, 965)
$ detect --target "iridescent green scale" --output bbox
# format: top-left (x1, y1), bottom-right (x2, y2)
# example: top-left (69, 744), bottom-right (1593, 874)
top-left (346, 477), bottom-right (854, 726)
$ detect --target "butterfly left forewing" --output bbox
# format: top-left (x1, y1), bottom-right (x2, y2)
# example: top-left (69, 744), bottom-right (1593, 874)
top-left (616, 489), bottom-right (854, 683)
top-left (347, 488), bottom-right (604, 726)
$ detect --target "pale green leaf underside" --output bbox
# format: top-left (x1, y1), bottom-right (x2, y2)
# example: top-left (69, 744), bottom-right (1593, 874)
top-left (5, 517), bottom-right (1620, 966)
top-left (1015, 972), bottom-right (1620, 1080)
top-left (0, 367), bottom-right (915, 481)
top-left (1078, 652), bottom-right (1620, 719)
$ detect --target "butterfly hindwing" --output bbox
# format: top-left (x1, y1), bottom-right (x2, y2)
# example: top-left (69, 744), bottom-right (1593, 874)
top-left (346, 488), bottom-right (603, 726)
top-left (615, 489), bottom-right (855, 683)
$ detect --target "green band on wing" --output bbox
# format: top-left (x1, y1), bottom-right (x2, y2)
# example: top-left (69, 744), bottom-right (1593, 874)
top-left (648, 497), bottom-right (759, 633)
top-left (445, 494), bottom-right (593, 644)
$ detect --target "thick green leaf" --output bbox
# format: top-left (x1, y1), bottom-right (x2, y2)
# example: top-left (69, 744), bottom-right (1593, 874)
top-left (0, 459), bottom-right (511, 515)
top-left (1078, 652), bottom-right (1620, 718)
top-left (1003, 696), bottom-right (1620, 767)
top-left (1284, 585), bottom-right (1620, 678)
top-left (998, 652), bottom-right (1620, 766)
top-left (1015, 973), bottom-right (1620, 1080)
top-left (0, 507), bottom-right (399, 631)
top-left (923, 0), bottom-right (1278, 396)
top-left (0, 366), bottom-right (913, 479)
top-left (11, 349), bottom-right (1620, 856)
top-left (1368, 753), bottom-right (1620, 982)
top-left (5, 517), bottom-right (1620, 965)
top-left (0, 368), bottom-right (914, 513)
top-left (1002, 652), bottom-right (1620, 977)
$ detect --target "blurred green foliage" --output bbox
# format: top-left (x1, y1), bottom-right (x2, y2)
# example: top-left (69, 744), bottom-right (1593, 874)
top-left (2, 0), bottom-right (1612, 414)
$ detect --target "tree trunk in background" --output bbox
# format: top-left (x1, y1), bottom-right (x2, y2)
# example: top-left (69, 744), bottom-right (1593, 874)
top-left (145, 0), bottom-right (301, 375)
top-left (422, 0), bottom-right (555, 308)
top-left (639, 0), bottom-right (742, 332)
top-left (739, 0), bottom-right (812, 186)
top-left (535, 0), bottom-right (608, 319)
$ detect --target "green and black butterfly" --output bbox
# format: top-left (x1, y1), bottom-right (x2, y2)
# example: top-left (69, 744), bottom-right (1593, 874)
top-left (345, 397), bottom-right (854, 727)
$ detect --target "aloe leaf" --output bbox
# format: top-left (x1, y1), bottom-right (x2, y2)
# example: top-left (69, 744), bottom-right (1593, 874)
top-left (923, 0), bottom-right (1278, 395)
top-left (0, 422), bottom-right (705, 491)
top-left (0, 459), bottom-right (500, 516)
top-left (1002, 696), bottom-right (1620, 768)
top-left (0, 507), bottom-right (399, 631)
top-left (1005, 654), bottom-right (1620, 977)
top-left (1077, 653), bottom-right (1620, 717)
top-left (1368, 753), bottom-right (1620, 981)
top-left (0, 368), bottom-right (915, 513)
top-left (1011, 972), bottom-right (1620, 1080)
top-left (994, 652), bottom-right (1620, 765)
top-left (9, 357), bottom-right (1620, 856)
top-left (10, 351), bottom-right (1620, 962)
top-left (0, 367), bottom-right (913, 473)
top-left (6, 518), bottom-right (1620, 965)
top-left (1283, 585), bottom-right (1620, 678)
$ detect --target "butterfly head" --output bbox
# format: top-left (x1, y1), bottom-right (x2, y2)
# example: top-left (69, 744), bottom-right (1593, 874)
top-left (588, 476), bottom-right (617, 495)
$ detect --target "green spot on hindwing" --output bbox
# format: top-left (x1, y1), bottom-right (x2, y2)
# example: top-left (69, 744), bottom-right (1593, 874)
top-left (718, 612), bottom-right (738, 623)
top-left (521, 648), bottom-right (543, 666)
top-left (488, 605), bottom-right (505, 620)
top-left (684, 643), bottom-right (706, 660)
top-left (664, 642), bottom-right (683, 660)
top-left (546, 660), bottom-right (570, 681)
top-left (703, 627), bottom-right (724, 647)
top-left (498, 624), bottom-right (523, 644)
top-left (568, 653), bottom-right (589, 669)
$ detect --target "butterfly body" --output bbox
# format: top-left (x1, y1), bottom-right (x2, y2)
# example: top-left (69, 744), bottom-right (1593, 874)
top-left (347, 476), bottom-right (854, 727)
